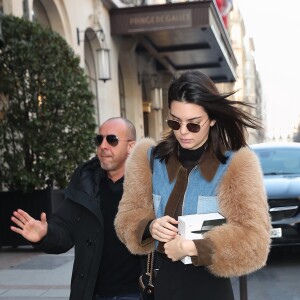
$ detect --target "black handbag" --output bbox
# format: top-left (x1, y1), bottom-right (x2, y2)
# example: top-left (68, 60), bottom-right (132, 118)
top-left (139, 251), bottom-right (155, 300)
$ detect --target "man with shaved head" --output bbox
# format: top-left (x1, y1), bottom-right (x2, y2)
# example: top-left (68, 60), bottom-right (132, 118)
top-left (11, 117), bottom-right (142, 300)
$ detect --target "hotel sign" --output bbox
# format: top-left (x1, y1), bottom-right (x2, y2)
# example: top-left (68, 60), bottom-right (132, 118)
top-left (128, 9), bottom-right (192, 32)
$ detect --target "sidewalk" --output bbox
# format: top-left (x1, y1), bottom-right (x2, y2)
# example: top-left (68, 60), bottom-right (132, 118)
top-left (0, 246), bottom-right (242, 300)
top-left (0, 245), bottom-right (73, 299)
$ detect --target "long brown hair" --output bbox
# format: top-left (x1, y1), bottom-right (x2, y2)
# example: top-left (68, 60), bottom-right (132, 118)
top-left (155, 71), bottom-right (262, 163)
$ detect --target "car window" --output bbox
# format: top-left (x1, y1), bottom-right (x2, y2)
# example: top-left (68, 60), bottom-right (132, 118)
top-left (253, 148), bottom-right (300, 175)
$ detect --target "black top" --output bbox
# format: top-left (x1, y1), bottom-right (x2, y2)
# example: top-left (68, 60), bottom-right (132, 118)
top-left (178, 143), bottom-right (207, 172)
top-left (94, 175), bottom-right (141, 296)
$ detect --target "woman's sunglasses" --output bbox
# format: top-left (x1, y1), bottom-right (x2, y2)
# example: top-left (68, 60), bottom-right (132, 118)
top-left (94, 134), bottom-right (132, 147)
top-left (166, 119), bottom-right (209, 133)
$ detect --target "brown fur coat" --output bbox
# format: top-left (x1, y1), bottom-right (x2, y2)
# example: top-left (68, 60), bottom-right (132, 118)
top-left (115, 138), bottom-right (271, 277)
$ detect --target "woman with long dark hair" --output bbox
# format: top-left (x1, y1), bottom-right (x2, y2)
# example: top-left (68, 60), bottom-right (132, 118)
top-left (115, 71), bottom-right (271, 300)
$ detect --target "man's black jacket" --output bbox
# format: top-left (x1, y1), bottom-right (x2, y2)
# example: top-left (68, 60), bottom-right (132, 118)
top-left (34, 157), bottom-right (105, 300)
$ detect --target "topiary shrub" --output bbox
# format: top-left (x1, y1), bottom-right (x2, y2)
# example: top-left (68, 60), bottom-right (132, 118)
top-left (0, 15), bottom-right (96, 192)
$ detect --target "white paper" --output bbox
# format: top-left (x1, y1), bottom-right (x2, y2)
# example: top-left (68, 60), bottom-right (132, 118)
top-left (178, 213), bottom-right (225, 264)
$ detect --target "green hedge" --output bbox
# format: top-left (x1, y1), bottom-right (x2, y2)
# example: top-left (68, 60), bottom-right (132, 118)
top-left (0, 15), bottom-right (96, 192)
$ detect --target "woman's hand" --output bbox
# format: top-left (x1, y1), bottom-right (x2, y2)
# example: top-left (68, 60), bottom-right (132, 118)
top-left (164, 235), bottom-right (197, 262)
top-left (150, 215), bottom-right (178, 242)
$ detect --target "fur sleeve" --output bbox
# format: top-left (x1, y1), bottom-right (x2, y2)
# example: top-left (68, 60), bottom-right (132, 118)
top-left (205, 147), bottom-right (271, 277)
top-left (114, 138), bottom-right (156, 255)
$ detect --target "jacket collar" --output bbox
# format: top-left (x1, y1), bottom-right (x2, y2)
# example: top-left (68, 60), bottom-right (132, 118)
top-left (166, 147), bottom-right (220, 182)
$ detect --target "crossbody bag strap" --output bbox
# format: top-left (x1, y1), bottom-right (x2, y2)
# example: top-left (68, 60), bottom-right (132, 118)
top-left (146, 251), bottom-right (155, 286)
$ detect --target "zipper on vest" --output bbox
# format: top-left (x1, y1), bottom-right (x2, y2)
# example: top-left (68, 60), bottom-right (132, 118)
top-left (181, 166), bottom-right (198, 215)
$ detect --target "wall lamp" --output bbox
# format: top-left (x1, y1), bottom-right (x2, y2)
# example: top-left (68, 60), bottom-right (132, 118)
top-left (138, 72), bottom-right (163, 110)
top-left (96, 48), bottom-right (111, 82)
top-left (77, 27), bottom-right (111, 83)
top-left (151, 88), bottom-right (163, 110)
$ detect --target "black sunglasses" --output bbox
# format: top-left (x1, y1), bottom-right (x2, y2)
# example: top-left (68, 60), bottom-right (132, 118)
top-left (94, 134), bottom-right (132, 147)
top-left (166, 119), bottom-right (209, 133)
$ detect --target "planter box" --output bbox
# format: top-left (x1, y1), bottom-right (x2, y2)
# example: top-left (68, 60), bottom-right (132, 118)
top-left (0, 188), bottom-right (64, 248)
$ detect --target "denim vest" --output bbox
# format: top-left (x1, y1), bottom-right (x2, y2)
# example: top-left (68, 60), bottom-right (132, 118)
top-left (149, 148), bottom-right (234, 218)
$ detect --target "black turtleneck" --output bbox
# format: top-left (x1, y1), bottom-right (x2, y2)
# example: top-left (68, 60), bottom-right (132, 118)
top-left (178, 142), bottom-right (207, 173)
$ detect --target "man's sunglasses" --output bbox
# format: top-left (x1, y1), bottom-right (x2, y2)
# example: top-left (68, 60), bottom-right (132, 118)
top-left (166, 118), bottom-right (209, 133)
top-left (94, 134), bottom-right (132, 147)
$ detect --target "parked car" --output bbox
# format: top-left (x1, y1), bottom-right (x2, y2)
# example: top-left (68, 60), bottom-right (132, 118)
top-left (251, 142), bottom-right (300, 246)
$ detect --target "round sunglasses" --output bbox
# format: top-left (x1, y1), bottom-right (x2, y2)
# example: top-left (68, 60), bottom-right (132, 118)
top-left (166, 118), bottom-right (209, 133)
top-left (94, 134), bottom-right (133, 147)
